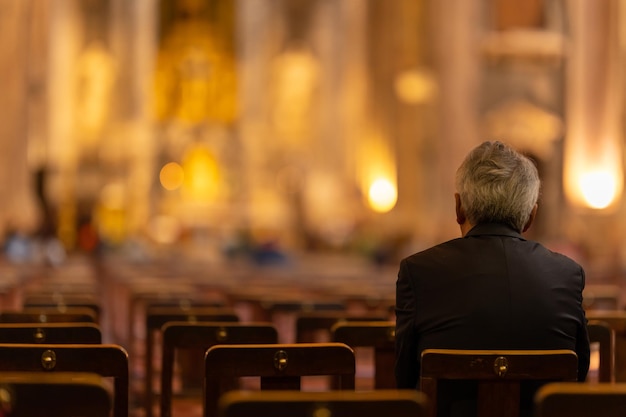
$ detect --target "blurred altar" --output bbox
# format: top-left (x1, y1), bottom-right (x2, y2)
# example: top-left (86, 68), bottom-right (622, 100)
top-left (1, 0), bottom-right (626, 284)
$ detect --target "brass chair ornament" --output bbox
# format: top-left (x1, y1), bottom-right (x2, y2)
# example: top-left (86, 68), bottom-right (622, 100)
top-left (274, 350), bottom-right (288, 371)
top-left (494, 356), bottom-right (508, 377)
top-left (41, 349), bottom-right (56, 370)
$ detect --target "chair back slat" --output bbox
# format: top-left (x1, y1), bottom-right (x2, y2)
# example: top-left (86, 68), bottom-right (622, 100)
top-left (204, 343), bottom-right (356, 417)
top-left (420, 349), bottom-right (578, 417)
top-left (160, 322), bottom-right (278, 417)
top-left (218, 390), bottom-right (428, 417)
top-left (331, 321), bottom-right (396, 389)
top-left (535, 382), bottom-right (626, 417)
top-left (0, 343), bottom-right (128, 417)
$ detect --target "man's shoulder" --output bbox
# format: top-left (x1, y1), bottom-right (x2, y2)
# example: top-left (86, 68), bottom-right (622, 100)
top-left (401, 237), bottom-right (466, 263)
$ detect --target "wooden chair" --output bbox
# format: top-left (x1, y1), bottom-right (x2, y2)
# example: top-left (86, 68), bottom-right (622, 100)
top-left (0, 308), bottom-right (97, 324)
top-left (295, 312), bottom-right (388, 343)
top-left (0, 343), bottom-right (129, 417)
top-left (587, 320), bottom-right (614, 382)
top-left (218, 389), bottom-right (429, 417)
top-left (204, 342), bottom-right (356, 417)
top-left (331, 320), bottom-right (396, 388)
top-left (535, 382), bottom-right (626, 417)
top-left (420, 349), bottom-right (579, 417)
top-left (583, 284), bottom-right (620, 310)
top-left (0, 372), bottom-right (111, 417)
top-left (0, 322), bottom-right (101, 344)
top-left (22, 293), bottom-right (102, 323)
top-left (160, 322), bottom-right (279, 417)
top-left (145, 306), bottom-right (239, 417)
top-left (586, 310), bottom-right (626, 381)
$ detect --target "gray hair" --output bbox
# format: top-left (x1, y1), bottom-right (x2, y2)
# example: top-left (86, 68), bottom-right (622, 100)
top-left (455, 141), bottom-right (540, 232)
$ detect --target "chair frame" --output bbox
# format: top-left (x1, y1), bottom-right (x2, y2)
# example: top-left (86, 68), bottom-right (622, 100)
top-left (535, 382), bottom-right (626, 417)
top-left (420, 349), bottom-right (579, 417)
top-left (0, 322), bottom-right (102, 344)
top-left (587, 320), bottom-right (614, 382)
top-left (160, 321), bottom-right (278, 417)
top-left (0, 343), bottom-right (129, 417)
top-left (0, 308), bottom-right (97, 323)
top-left (295, 312), bottom-right (388, 343)
top-left (331, 320), bottom-right (396, 388)
top-left (217, 389), bottom-right (428, 417)
top-left (144, 306), bottom-right (239, 417)
top-left (204, 342), bottom-right (356, 417)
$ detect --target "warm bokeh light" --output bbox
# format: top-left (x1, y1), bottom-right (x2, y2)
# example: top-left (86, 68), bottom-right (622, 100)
top-left (368, 178), bottom-right (397, 213)
top-left (182, 145), bottom-right (221, 202)
top-left (357, 128), bottom-right (397, 213)
top-left (579, 170), bottom-right (618, 209)
top-left (159, 162), bottom-right (184, 190)
top-left (394, 68), bottom-right (437, 104)
top-left (564, 137), bottom-right (623, 211)
top-left (148, 215), bottom-right (181, 245)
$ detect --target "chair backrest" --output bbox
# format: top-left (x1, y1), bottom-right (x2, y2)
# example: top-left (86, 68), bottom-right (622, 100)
top-left (420, 349), bottom-right (579, 417)
top-left (331, 320), bottom-right (396, 388)
top-left (22, 293), bottom-right (102, 323)
top-left (586, 311), bottom-right (626, 381)
top-left (204, 342), bottom-right (356, 417)
top-left (144, 307), bottom-right (239, 417)
top-left (587, 320), bottom-right (614, 382)
top-left (0, 322), bottom-right (102, 344)
top-left (535, 382), bottom-right (626, 417)
top-left (0, 372), bottom-right (111, 417)
top-left (0, 308), bottom-right (97, 324)
top-left (218, 389), bottom-right (428, 417)
top-left (160, 322), bottom-right (279, 417)
top-left (582, 284), bottom-right (620, 310)
top-left (295, 312), bottom-right (388, 343)
top-left (0, 343), bottom-right (128, 417)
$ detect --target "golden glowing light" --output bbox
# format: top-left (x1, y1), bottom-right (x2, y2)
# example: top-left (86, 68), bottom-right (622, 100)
top-left (159, 162), bottom-right (184, 190)
top-left (579, 170), bottom-right (618, 209)
top-left (182, 145), bottom-right (220, 201)
top-left (368, 178), bottom-right (397, 213)
top-left (394, 68), bottom-right (437, 104)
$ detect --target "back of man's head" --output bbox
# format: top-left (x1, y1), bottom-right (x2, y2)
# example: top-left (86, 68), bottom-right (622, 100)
top-left (455, 141), bottom-right (540, 232)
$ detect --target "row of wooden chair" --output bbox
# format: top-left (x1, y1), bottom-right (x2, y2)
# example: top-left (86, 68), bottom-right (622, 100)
top-left (215, 382), bottom-right (626, 417)
top-left (0, 291), bottom-right (621, 417)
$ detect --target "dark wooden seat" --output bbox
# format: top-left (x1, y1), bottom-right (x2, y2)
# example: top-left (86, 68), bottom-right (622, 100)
top-left (0, 343), bottom-right (129, 417)
top-left (0, 308), bottom-right (97, 324)
top-left (295, 312), bottom-right (388, 343)
top-left (204, 342), bottom-right (356, 417)
top-left (420, 349), bottom-right (579, 417)
top-left (218, 389), bottom-right (429, 417)
top-left (160, 321), bottom-right (279, 417)
top-left (586, 310), bottom-right (626, 381)
top-left (535, 382), bottom-right (626, 417)
top-left (587, 320), bottom-right (614, 382)
top-left (0, 372), bottom-right (111, 417)
top-left (145, 306), bottom-right (239, 417)
top-left (331, 320), bottom-right (396, 388)
top-left (0, 322), bottom-right (101, 344)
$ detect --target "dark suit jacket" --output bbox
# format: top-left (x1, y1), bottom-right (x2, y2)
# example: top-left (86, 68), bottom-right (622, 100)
top-left (395, 222), bottom-right (590, 393)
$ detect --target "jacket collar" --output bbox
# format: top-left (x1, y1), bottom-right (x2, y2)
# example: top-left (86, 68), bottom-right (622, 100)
top-left (465, 223), bottom-right (525, 240)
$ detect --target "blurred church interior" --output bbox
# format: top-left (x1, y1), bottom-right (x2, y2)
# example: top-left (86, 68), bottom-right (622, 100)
top-left (1, 0), bottom-right (626, 289)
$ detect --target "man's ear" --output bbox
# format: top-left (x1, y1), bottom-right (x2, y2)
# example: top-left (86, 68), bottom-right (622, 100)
top-left (522, 204), bottom-right (538, 232)
top-left (455, 193), bottom-right (466, 225)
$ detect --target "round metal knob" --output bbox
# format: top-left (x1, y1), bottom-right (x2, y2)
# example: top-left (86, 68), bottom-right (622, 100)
top-left (274, 350), bottom-right (288, 371)
top-left (33, 328), bottom-right (45, 343)
top-left (41, 350), bottom-right (56, 370)
top-left (216, 327), bottom-right (228, 342)
top-left (313, 406), bottom-right (332, 417)
top-left (493, 356), bottom-right (508, 377)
